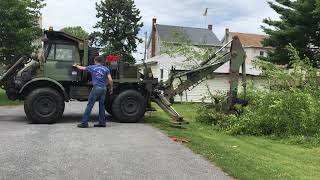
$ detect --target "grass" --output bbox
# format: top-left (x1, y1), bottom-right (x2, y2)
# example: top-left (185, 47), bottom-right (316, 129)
top-left (144, 103), bottom-right (320, 180)
top-left (0, 89), bottom-right (22, 106)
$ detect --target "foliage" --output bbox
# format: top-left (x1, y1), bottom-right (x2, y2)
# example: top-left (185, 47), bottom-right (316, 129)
top-left (224, 89), bottom-right (320, 137)
top-left (196, 45), bottom-right (320, 140)
top-left (196, 87), bottom-right (229, 125)
top-left (262, 0), bottom-right (320, 66)
top-left (91, 0), bottom-right (143, 64)
top-left (0, 0), bottom-right (45, 64)
top-left (196, 105), bottom-right (229, 126)
top-left (162, 29), bottom-right (216, 68)
top-left (255, 44), bottom-right (320, 89)
top-left (60, 26), bottom-right (89, 40)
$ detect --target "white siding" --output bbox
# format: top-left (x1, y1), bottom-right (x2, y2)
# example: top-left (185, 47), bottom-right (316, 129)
top-left (245, 47), bottom-right (268, 64)
top-left (174, 75), bottom-right (230, 102)
top-left (174, 75), bottom-right (268, 103)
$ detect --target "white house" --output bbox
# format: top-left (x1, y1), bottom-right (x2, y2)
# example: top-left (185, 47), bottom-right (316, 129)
top-left (221, 29), bottom-right (273, 64)
top-left (145, 18), bottom-right (267, 102)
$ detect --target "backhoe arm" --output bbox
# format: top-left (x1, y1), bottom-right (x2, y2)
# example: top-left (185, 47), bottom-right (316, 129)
top-left (152, 36), bottom-right (247, 125)
top-left (162, 36), bottom-right (246, 102)
top-left (0, 56), bottom-right (28, 87)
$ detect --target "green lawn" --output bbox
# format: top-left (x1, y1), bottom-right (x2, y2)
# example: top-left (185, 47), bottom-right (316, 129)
top-left (145, 103), bottom-right (320, 180)
top-left (0, 89), bottom-right (22, 106)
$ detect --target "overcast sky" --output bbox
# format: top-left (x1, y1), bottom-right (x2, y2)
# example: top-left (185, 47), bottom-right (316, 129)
top-left (41, 0), bottom-right (279, 61)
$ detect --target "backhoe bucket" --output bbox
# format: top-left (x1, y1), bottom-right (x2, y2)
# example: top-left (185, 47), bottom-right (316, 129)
top-left (152, 92), bottom-right (188, 126)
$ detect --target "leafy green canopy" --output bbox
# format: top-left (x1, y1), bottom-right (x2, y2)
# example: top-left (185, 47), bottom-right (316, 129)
top-left (91, 0), bottom-right (143, 64)
top-left (162, 29), bottom-right (217, 68)
top-left (0, 0), bottom-right (44, 64)
top-left (262, 0), bottom-right (320, 66)
top-left (60, 26), bottom-right (89, 40)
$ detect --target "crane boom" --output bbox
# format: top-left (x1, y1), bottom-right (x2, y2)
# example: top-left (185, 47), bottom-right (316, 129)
top-left (152, 36), bottom-right (247, 125)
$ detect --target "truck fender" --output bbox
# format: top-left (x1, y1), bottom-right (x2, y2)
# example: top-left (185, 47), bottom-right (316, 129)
top-left (19, 78), bottom-right (69, 101)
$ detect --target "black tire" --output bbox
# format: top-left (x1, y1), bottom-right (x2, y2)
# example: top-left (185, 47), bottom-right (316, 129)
top-left (24, 88), bottom-right (65, 124)
top-left (111, 90), bottom-right (146, 123)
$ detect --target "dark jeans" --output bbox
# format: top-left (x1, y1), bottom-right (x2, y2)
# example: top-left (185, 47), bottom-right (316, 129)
top-left (82, 86), bottom-right (107, 125)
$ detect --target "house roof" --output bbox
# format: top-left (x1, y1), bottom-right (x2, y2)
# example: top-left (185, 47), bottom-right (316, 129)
top-left (228, 32), bottom-right (268, 47)
top-left (155, 24), bottom-right (221, 46)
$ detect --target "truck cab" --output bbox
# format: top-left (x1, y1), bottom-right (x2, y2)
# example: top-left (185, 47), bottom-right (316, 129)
top-left (44, 30), bottom-right (83, 82)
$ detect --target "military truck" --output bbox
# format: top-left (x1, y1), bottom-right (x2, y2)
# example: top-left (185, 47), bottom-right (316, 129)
top-left (0, 29), bottom-right (247, 125)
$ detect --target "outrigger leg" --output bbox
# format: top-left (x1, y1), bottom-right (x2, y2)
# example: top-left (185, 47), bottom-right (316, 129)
top-left (152, 93), bottom-right (188, 127)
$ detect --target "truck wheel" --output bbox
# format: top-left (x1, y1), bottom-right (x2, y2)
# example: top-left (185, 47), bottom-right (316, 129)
top-left (112, 90), bottom-right (146, 123)
top-left (24, 88), bottom-right (65, 124)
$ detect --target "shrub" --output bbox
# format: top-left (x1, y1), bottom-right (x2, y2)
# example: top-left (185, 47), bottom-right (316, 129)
top-left (224, 89), bottom-right (320, 137)
top-left (196, 90), bottom-right (230, 125)
top-left (196, 104), bottom-right (229, 125)
top-left (195, 45), bottom-right (320, 140)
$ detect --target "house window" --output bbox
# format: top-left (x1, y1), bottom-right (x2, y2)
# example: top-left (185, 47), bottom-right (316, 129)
top-left (260, 51), bottom-right (265, 57)
top-left (160, 69), bottom-right (164, 79)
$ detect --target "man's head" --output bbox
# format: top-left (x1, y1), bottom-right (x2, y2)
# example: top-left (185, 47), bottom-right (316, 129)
top-left (94, 56), bottom-right (103, 65)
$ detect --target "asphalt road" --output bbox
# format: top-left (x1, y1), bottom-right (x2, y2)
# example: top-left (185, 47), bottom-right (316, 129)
top-left (0, 102), bottom-right (231, 180)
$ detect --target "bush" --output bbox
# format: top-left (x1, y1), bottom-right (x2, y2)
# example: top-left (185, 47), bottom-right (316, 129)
top-left (224, 89), bottom-right (320, 137)
top-left (196, 105), bottom-right (229, 125)
top-left (195, 45), bottom-right (320, 140)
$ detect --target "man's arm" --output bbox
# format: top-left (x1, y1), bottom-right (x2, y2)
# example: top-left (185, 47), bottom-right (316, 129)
top-left (107, 74), bottom-right (113, 95)
top-left (73, 64), bottom-right (86, 71)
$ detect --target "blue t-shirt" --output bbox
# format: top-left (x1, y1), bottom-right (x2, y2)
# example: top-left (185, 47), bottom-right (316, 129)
top-left (85, 65), bottom-right (110, 87)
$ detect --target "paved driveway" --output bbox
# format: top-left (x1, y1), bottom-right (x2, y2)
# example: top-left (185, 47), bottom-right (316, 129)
top-left (0, 102), bottom-right (231, 180)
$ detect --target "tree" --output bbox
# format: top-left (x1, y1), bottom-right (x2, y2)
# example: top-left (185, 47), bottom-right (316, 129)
top-left (60, 26), bottom-right (89, 40)
top-left (0, 0), bottom-right (45, 64)
top-left (162, 29), bottom-right (217, 68)
top-left (262, 0), bottom-right (320, 66)
top-left (91, 0), bottom-right (143, 64)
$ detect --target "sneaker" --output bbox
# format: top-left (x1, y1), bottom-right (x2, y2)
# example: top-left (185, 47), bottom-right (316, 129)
top-left (94, 123), bottom-right (106, 128)
top-left (77, 123), bottom-right (89, 128)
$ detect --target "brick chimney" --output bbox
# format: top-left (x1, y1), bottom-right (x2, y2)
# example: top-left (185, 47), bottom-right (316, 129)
top-left (151, 18), bottom-right (157, 58)
top-left (208, 24), bottom-right (213, 31)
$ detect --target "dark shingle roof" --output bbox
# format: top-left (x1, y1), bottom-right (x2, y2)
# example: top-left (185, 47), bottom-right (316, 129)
top-left (155, 24), bottom-right (221, 46)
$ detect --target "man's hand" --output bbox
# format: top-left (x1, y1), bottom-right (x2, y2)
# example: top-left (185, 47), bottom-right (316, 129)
top-left (109, 88), bottom-right (113, 95)
top-left (73, 64), bottom-right (86, 71)
top-left (107, 74), bottom-right (113, 95)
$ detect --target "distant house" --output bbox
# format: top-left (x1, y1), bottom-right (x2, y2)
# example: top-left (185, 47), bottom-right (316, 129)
top-left (147, 18), bottom-right (221, 59)
top-left (221, 29), bottom-right (273, 64)
top-left (145, 19), bottom-right (266, 102)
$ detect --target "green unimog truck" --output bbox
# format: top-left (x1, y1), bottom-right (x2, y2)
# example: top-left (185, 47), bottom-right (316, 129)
top-left (0, 29), bottom-right (247, 125)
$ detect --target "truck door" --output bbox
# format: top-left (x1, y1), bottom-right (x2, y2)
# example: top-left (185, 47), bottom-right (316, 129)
top-left (44, 44), bottom-right (81, 81)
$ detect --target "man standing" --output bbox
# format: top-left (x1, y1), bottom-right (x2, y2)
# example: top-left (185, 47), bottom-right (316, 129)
top-left (73, 56), bottom-right (113, 128)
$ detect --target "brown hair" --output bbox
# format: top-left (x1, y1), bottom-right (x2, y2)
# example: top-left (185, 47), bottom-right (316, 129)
top-left (94, 56), bottom-right (103, 64)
